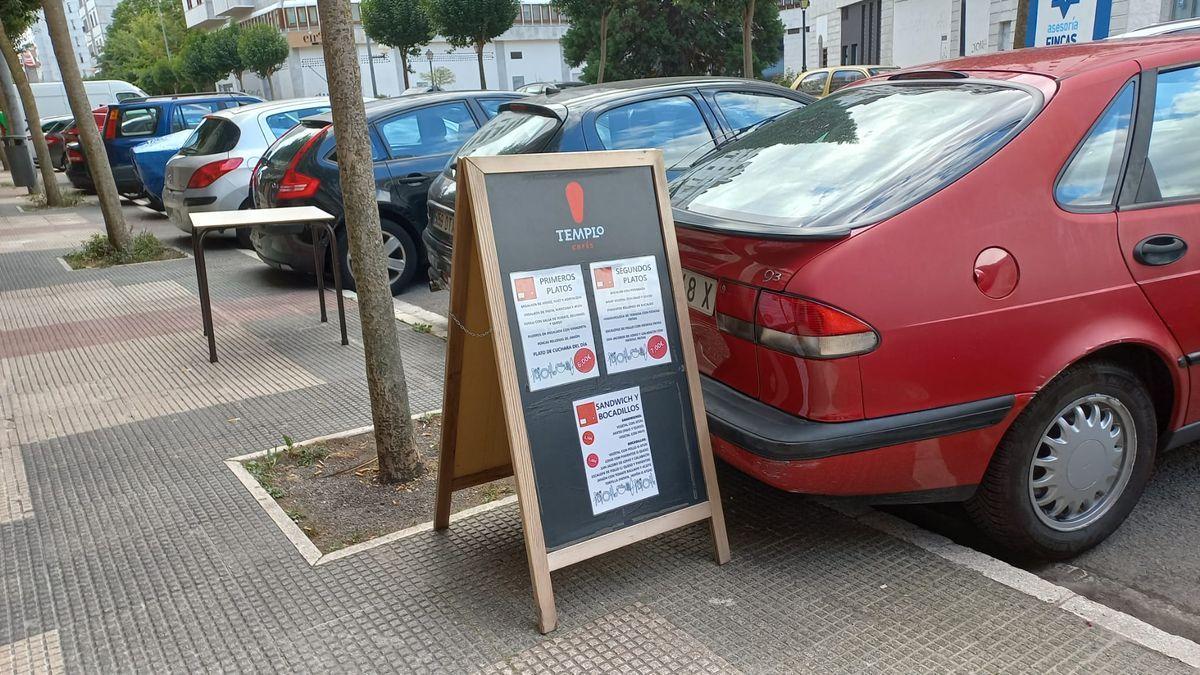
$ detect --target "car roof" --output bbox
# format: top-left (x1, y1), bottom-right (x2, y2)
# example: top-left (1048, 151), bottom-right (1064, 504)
top-left (520, 76), bottom-right (780, 108)
top-left (304, 90), bottom-right (522, 124)
top-left (211, 97), bottom-right (337, 121)
top-left (1115, 17), bottom-right (1200, 37)
top-left (117, 92), bottom-right (258, 107)
top-left (911, 35), bottom-right (1200, 80)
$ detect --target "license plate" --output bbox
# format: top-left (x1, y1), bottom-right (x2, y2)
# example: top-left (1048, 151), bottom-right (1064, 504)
top-left (430, 205), bottom-right (455, 235)
top-left (682, 269), bottom-right (717, 316)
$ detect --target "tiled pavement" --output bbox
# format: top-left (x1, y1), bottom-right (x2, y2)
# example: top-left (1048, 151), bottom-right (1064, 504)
top-left (0, 184), bottom-right (1193, 673)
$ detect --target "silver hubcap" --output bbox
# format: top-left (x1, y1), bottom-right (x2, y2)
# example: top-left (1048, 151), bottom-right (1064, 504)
top-left (347, 231), bottom-right (406, 284)
top-left (1028, 394), bottom-right (1136, 532)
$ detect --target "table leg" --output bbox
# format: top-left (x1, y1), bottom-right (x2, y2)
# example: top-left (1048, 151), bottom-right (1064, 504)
top-left (192, 232), bottom-right (207, 337)
top-left (323, 223), bottom-right (348, 346)
top-left (195, 230), bottom-right (218, 363)
top-left (312, 222), bottom-right (328, 323)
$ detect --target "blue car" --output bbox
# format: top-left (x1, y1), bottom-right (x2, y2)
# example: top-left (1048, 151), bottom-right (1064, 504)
top-left (131, 129), bottom-right (194, 210)
top-left (66, 92), bottom-right (262, 208)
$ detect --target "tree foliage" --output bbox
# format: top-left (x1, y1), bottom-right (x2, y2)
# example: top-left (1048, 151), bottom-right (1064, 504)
top-left (417, 65), bottom-right (454, 87)
top-left (0, 0), bottom-right (39, 37)
top-left (551, 0), bottom-right (623, 82)
top-left (237, 23), bottom-right (288, 80)
top-left (360, 0), bottom-right (433, 89)
top-left (560, 0), bottom-right (783, 82)
top-left (425, 0), bottom-right (517, 88)
top-left (179, 23), bottom-right (244, 90)
top-left (96, 0), bottom-right (189, 93)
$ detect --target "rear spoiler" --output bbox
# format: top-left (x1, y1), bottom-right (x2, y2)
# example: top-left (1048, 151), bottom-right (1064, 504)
top-left (671, 207), bottom-right (852, 240)
top-left (496, 101), bottom-right (567, 121)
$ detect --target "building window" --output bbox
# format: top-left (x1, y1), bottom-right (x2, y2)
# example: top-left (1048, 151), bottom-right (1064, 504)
top-left (997, 20), bottom-right (1013, 50)
top-left (285, 7), bottom-right (297, 27)
top-left (308, 6), bottom-right (319, 26)
top-left (786, 27), bottom-right (801, 34)
top-left (510, 50), bottom-right (522, 59)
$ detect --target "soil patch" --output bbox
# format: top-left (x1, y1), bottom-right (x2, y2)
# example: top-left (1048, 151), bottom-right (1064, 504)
top-left (243, 415), bottom-right (514, 553)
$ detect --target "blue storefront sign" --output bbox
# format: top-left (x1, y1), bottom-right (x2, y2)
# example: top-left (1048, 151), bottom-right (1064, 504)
top-left (1025, 0), bottom-right (1113, 47)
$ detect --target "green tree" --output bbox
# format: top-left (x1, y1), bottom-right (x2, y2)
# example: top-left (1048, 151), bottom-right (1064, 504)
top-left (97, 0), bottom-right (189, 93)
top-left (360, 0), bottom-right (433, 90)
top-left (179, 32), bottom-right (218, 90)
top-left (209, 23), bottom-right (245, 90)
top-left (560, 0), bottom-right (782, 82)
top-left (416, 65), bottom-right (454, 88)
top-left (552, 0), bottom-right (624, 83)
top-left (0, 0), bottom-right (62, 204)
top-left (238, 23), bottom-right (288, 99)
top-left (426, 0), bottom-right (518, 89)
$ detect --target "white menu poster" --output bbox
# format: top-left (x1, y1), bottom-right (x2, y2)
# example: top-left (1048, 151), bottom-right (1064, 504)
top-left (589, 256), bottom-right (672, 374)
top-left (509, 264), bottom-right (599, 391)
top-left (572, 386), bottom-right (659, 515)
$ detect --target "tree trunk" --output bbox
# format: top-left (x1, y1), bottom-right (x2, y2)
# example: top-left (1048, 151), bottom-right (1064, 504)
top-left (1012, 0), bottom-right (1029, 49)
top-left (0, 84), bottom-right (13, 171)
top-left (235, 70), bottom-right (245, 91)
top-left (743, 0), bottom-right (756, 78)
top-left (0, 24), bottom-right (61, 205)
top-left (475, 40), bottom-right (486, 89)
top-left (400, 51), bottom-right (409, 90)
top-left (315, 0), bottom-right (420, 483)
top-left (598, 7), bottom-right (610, 84)
top-left (42, 0), bottom-right (131, 250)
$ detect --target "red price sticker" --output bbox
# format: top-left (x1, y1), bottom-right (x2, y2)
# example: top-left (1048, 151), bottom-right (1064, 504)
top-left (586, 453), bottom-right (600, 468)
top-left (574, 347), bottom-right (596, 373)
top-left (647, 334), bottom-right (668, 360)
top-left (582, 431), bottom-right (595, 445)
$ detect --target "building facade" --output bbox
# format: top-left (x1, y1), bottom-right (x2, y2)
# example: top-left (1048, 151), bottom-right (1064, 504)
top-left (183, 0), bottom-right (578, 99)
top-left (24, 0), bottom-right (97, 82)
top-left (781, 0), bottom-right (1199, 72)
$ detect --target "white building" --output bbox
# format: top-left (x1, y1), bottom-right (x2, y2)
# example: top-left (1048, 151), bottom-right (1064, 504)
top-left (183, 0), bottom-right (579, 99)
top-left (780, 0), bottom-right (1197, 72)
top-left (24, 1), bottom-right (97, 82)
top-left (80, 0), bottom-right (119, 70)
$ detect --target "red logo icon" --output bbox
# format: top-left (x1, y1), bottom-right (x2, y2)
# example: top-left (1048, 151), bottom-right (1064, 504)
top-left (593, 266), bottom-right (614, 290)
top-left (574, 347), bottom-right (596, 373)
top-left (647, 334), bottom-right (668, 360)
top-left (582, 430), bottom-right (595, 445)
top-left (576, 402), bottom-right (598, 427)
top-left (566, 181), bottom-right (584, 224)
top-left (513, 276), bottom-right (537, 301)
top-left (586, 453), bottom-right (600, 468)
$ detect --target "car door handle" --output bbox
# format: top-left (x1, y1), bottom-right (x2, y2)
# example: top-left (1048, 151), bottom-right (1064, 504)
top-left (1134, 234), bottom-right (1187, 266)
top-left (396, 172), bottom-right (427, 185)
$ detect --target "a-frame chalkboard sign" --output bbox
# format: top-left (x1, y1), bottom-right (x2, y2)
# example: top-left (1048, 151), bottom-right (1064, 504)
top-left (433, 149), bottom-right (730, 634)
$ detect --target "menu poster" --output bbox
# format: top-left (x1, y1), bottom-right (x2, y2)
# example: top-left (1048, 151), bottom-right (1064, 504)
top-left (589, 255), bottom-right (672, 374)
top-left (509, 264), bottom-right (599, 391)
top-left (573, 386), bottom-right (659, 515)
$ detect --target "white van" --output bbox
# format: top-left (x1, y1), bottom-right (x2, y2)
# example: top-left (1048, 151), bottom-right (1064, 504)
top-left (28, 80), bottom-right (147, 119)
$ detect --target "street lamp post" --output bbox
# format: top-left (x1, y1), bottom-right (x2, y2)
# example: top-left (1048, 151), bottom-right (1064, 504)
top-left (425, 49), bottom-right (435, 89)
top-left (800, 0), bottom-right (810, 72)
top-left (365, 33), bottom-right (379, 98)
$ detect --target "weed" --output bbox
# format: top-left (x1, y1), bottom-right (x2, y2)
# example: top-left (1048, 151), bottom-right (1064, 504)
top-left (63, 232), bottom-right (183, 269)
top-left (280, 434), bottom-right (328, 467)
top-left (285, 509), bottom-right (305, 524)
top-left (244, 450), bottom-right (283, 498)
top-left (480, 483), bottom-right (512, 503)
top-left (26, 189), bottom-right (85, 209)
top-left (412, 322), bottom-right (432, 334)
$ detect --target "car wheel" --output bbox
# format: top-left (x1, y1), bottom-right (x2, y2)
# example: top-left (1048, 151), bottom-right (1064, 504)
top-left (966, 360), bottom-right (1157, 560)
top-left (340, 218), bottom-right (418, 295)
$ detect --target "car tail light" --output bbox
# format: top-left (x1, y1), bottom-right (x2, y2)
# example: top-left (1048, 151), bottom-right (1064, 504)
top-left (66, 146), bottom-right (83, 163)
top-left (713, 280), bottom-right (757, 342)
top-left (187, 157), bottom-right (244, 189)
top-left (276, 128), bottom-right (327, 201)
top-left (103, 109), bottom-right (118, 140)
top-left (755, 292), bottom-right (878, 359)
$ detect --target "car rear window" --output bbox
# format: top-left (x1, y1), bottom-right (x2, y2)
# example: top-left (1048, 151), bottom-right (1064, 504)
top-left (179, 117), bottom-right (241, 156)
top-left (671, 82), bottom-right (1038, 235)
top-left (261, 123), bottom-right (325, 172)
top-left (449, 108), bottom-right (559, 170)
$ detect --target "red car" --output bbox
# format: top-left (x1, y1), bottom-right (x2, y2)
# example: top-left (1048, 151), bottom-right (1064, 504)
top-left (671, 36), bottom-right (1200, 558)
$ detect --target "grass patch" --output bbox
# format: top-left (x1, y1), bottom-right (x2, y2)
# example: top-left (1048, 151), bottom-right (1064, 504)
top-left (244, 450), bottom-right (284, 499)
top-left (26, 189), bottom-right (86, 209)
top-left (411, 323), bottom-right (433, 334)
top-left (63, 232), bottom-right (184, 269)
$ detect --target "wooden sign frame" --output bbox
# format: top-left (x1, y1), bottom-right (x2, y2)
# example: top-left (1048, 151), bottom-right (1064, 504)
top-left (434, 149), bottom-right (730, 634)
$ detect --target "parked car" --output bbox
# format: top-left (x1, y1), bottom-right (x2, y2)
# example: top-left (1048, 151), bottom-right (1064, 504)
top-left (790, 65), bottom-right (900, 97)
top-left (250, 90), bottom-right (522, 293)
top-left (669, 36), bottom-right (1200, 559)
top-left (71, 92), bottom-right (262, 197)
top-left (515, 81), bottom-right (587, 95)
top-left (163, 97), bottom-right (340, 243)
top-left (1113, 17), bottom-right (1200, 38)
top-left (33, 116), bottom-right (73, 171)
top-left (130, 129), bottom-right (195, 210)
top-left (424, 77), bottom-right (814, 289)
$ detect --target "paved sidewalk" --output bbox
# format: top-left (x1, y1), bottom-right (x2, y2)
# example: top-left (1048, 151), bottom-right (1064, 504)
top-left (0, 187), bottom-right (1192, 673)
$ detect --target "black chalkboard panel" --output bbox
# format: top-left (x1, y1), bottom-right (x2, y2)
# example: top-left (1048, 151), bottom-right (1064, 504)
top-left (484, 167), bottom-right (708, 551)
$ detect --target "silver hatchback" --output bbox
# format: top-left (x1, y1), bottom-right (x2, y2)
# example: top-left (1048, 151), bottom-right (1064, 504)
top-left (163, 97), bottom-right (334, 241)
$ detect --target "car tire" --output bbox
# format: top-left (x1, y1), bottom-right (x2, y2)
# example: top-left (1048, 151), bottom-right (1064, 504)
top-left (338, 217), bottom-right (418, 295)
top-left (966, 360), bottom-right (1157, 560)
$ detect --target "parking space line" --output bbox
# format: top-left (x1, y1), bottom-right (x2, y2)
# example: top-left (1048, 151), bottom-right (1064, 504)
top-left (821, 499), bottom-right (1200, 669)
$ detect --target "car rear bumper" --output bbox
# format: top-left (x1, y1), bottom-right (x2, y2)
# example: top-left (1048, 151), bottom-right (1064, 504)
top-left (249, 225), bottom-right (319, 276)
top-left (422, 226), bottom-right (452, 290)
top-left (702, 375), bottom-right (1030, 498)
top-left (163, 186), bottom-right (242, 234)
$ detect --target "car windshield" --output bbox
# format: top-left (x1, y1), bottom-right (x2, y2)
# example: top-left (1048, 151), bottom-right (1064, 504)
top-left (446, 108), bottom-right (559, 173)
top-left (178, 117), bottom-right (241, 156)
top-left (671, 82), bottom-right (1037, 234)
